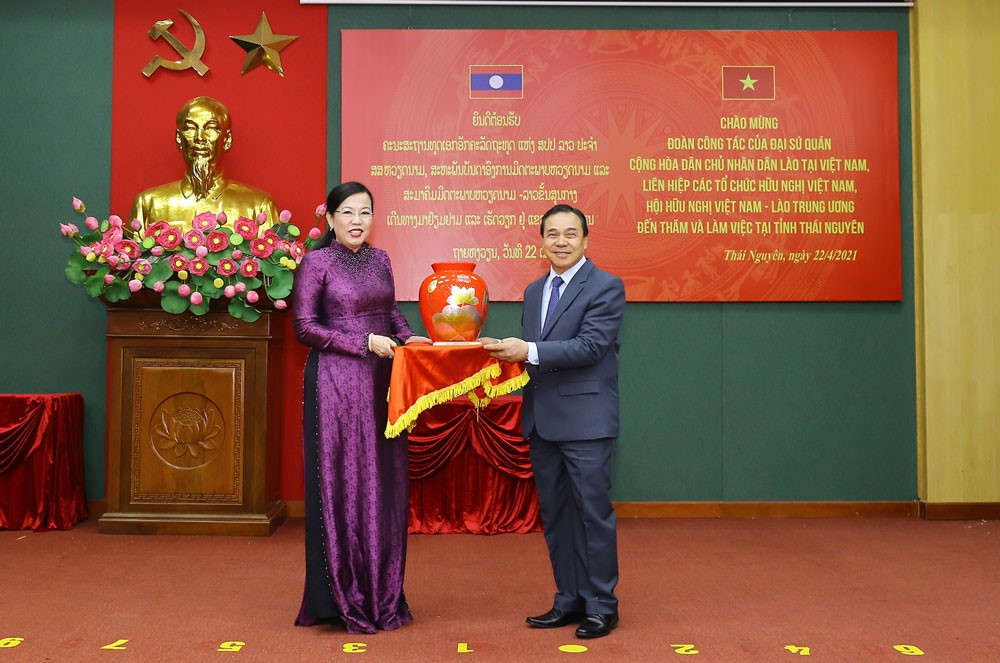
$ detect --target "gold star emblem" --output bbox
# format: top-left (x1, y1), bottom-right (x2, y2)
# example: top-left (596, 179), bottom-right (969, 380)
top-left (230, 12), bottom-right (298, 77)
top-left (740, 74), bottom-right (758, 91)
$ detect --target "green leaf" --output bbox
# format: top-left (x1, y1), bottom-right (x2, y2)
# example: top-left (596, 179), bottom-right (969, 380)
top-left (160, 281), bottom-right (190, 314)
top-left (79, 229), bottom-right (101, 243)
top-left (103, 278), bottom-right (131, 303)
top-left (84, 268), bottom-right (109, 298)
top-left (259, 258), bottom-right (280, 277)
top-left (227, 298), bottom-right (246, 320)
top-left (207, 246), bottom-right (235, 264)
top-left (266, 269), bottom-right (293, 299)
top-left (146, 258), bottom-right (173, 286)
top-left (227, 297), bottom-right (259, 322)
top-left (229, 297), bottom-right (260, 322)
top-left (192, 274), bottom-right (222, 297)
top-left (241, 276), bottom-right (263, 291)
top-left (65, 253), bottom-right (89, 285)
top-left (189, 298), bottom-right (211, 316)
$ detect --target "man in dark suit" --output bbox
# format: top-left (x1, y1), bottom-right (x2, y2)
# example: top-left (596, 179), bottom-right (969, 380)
top-left (484, 204), bottom-right (625, 639)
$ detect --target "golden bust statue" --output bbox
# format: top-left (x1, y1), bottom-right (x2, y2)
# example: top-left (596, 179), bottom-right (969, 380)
top-left (131, 96), bottom-right (279, 229)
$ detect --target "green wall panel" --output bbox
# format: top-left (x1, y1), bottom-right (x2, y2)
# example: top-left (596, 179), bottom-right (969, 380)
top-left (1, 1), bottom-right (114, 499)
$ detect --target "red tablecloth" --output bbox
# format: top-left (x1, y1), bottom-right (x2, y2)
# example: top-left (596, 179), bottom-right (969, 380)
top-left (386, 343), bottom-right (528, 438)
top-left (0, 393), bottom-right (88, 530)
top-left (385, 345), bottom-right (537, 533)
top-left (408, 396), bottom-right (541, 534)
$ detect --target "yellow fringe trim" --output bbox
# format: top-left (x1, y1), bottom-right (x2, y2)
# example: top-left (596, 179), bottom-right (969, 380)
top-left (468, 370), bottom-right (531, 409)
top-left (385, 366), bottom-right (530, 438)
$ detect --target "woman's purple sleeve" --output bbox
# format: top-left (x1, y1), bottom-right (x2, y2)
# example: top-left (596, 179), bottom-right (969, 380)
top-left (385, 253), bottom-right (415, 340)
top-left (292, 252), bottom-right (367, 356)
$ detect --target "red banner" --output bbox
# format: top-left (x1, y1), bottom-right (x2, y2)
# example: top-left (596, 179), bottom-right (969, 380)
top-left (111, 1), bottom-right (327, 224)
top-left (342, 30), bottom-right (901, 302)
top-left (111, 0), bottom-right (328, 501)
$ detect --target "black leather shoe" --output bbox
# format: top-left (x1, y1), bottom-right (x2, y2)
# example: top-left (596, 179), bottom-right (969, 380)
top-left (575, 612), bottom-right (619, 638)
top-left (526, 608), bottom-right (586, 629)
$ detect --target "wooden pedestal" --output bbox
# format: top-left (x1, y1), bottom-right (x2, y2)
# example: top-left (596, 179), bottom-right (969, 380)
top-left (99, 304), bottom-right (287, 535)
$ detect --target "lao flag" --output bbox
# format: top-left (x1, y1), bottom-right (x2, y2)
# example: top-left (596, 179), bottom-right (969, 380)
top-left (722, 66), bottom-right (776, 100)
top-left (470, 65), bottom-right (523, 99)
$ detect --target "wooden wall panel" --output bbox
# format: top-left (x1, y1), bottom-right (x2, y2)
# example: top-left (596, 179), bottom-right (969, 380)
top-left (914, 0), bottom-right (1000, 502)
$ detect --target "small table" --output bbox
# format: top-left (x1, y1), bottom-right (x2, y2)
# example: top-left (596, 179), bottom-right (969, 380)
top-left (0, 393), bottom-right (88, 530)
top-left (408, 395), bottom-right (541, 534)
top-left (385, 344), bottom-right (540, 534)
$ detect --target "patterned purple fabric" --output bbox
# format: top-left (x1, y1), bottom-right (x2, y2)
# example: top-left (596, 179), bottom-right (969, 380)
top-left (292, 241), bottom-right (414, 634)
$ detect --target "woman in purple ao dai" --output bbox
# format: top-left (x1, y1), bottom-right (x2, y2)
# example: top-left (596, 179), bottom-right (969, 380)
top-left (293, 181), bottom-right (427, 634)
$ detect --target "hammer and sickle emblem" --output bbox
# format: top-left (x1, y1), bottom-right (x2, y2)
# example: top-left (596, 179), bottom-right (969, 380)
top-left (142, 10), bottom-right (209, 78)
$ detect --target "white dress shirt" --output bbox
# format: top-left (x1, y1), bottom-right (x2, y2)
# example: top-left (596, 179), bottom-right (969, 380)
top-left (527, 257), bottom-right (587, 365)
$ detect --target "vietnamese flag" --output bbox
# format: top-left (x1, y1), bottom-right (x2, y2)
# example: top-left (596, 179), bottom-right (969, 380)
top-left (722, 65), bottom-right (776, 100)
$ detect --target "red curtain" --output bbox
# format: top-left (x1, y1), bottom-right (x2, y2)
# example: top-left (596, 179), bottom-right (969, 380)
top-left (0, 394), bottom-right (88, 530)
top-left (408, 396), bottom-right (541, 534)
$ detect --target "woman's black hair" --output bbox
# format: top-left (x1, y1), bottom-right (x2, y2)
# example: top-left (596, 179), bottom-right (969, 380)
top-left (313, 181), bottom-right (375, 250)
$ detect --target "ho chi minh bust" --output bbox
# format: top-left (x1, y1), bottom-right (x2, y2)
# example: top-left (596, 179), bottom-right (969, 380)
top-left (130, 96), bottom-right (279, 230)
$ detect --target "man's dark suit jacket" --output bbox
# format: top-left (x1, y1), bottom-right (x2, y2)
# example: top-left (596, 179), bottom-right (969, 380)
top-left (521, 259), bottom-right (625, 442)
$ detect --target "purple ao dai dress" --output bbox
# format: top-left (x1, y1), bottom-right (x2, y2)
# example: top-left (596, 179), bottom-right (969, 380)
top-left (292, 241), bottom-right (414, 634)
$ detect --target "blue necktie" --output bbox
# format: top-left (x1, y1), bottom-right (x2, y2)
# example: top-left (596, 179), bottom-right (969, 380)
top-left (544, 276), bottom-right (564, 329)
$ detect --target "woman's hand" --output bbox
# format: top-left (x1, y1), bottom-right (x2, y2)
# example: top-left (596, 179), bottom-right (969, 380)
top-left (404, 335), bottom-right (432, 345)
top-left (368, 333), bottom-right (399, 358)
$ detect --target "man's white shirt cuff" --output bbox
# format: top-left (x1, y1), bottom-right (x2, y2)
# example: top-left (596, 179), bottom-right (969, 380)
top-left (527, 342), bottom-right (539, 365)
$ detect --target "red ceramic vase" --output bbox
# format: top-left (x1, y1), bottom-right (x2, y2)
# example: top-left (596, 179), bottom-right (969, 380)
top-left (418, 262), bottom-right (489, 342)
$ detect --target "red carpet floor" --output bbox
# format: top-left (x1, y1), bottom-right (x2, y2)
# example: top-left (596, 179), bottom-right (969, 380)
top-left (2, 517), bottom-right (999, 662)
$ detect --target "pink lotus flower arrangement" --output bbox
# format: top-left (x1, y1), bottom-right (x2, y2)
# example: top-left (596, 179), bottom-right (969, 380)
top-left (60, 198), bottom-right (325, 322)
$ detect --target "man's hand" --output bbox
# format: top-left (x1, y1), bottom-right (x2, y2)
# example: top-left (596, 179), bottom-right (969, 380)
top-left (482, 337), bottom-right (529, 363)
